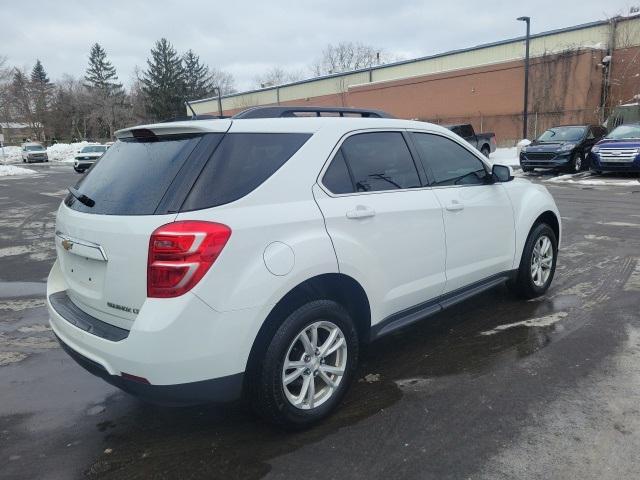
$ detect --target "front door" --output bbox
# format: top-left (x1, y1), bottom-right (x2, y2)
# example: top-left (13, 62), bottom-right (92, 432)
top-left (314, 131), bottom-right (447, 324)
top-left (411, 131), bottom-right (515, 293)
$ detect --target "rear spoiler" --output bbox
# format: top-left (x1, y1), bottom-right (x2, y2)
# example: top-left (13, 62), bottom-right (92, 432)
top-left (115, 119), bottom-right (232, 139)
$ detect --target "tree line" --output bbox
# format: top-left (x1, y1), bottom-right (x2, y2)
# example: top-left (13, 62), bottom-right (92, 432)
top-left (0, 39), bottom-right (389, 143)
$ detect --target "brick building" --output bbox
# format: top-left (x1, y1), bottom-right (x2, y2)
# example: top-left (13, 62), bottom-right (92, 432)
top-left (191, 15), bottom-right (640, 145)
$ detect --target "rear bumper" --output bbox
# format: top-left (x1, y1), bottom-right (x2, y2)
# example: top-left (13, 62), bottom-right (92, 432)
top-left (47, 260), bottom-right (265, 405)
top-left (55, 333), bottom-right (243, 406)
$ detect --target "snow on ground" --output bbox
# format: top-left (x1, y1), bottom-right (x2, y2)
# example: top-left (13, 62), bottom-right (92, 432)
top-left (545, 173), bottom-right (639, 186)
top-left (1, 142), bottom-right (91, 164)
top-left (0, 165), bottom-right (37, 177)
top-left (491, 147), bottom-right (520, 167)
top-left (46, 142), bottom-right (90, 163)
top-left (0, 146), bottom-right (23, 163)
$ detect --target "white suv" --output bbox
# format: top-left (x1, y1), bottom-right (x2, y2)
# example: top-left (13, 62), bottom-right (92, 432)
top-left (47, 107), bottom-right (560, 428)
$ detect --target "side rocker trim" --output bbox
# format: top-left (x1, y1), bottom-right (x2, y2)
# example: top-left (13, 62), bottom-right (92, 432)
top-left (370, 270), bottom-right (516, 340)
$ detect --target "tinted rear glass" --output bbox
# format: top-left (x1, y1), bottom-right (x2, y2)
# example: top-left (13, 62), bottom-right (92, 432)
top-left (181, 133), bottom-right (311, 211)
top-left (66, 134), bottom-right (202, 215)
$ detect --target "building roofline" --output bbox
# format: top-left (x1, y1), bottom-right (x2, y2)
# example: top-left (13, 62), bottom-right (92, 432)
top-left (191, 14), bottom-right (638, 106)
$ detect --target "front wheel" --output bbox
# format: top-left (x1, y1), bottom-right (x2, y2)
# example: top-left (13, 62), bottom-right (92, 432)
top-left (568, 153), bottom-right (583, 173)
top-left (509, 223), bottom-right (558, 299)
top-left (252, 300), bottom-right (359, 429)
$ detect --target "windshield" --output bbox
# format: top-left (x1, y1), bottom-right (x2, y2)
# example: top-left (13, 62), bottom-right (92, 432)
top-left (26, 145), bottom-right (45, 151)
top-left (80, 145), bottom-right (107, 153)
top-left (537, 127), bottom-right (586, 143)
top-left (605, 124), bottom-right (640, 140)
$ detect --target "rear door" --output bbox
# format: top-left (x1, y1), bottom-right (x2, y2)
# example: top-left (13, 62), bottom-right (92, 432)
top-left (314, 131), bottom-right (447, 323)
top-left (55, 124), bottom-right (229, 329)
top-left (410, 131), bottom-right (515, 293)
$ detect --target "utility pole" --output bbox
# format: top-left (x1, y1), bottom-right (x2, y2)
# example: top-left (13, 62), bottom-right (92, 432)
top-left (212, 87), bottom-right (223, 118)
top-left (517, 16), bottom-right (531, 139)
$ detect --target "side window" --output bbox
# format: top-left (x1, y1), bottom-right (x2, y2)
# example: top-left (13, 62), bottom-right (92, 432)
top-left (181, 133), bottom-right (311, 210)
top-left (412, 133), bottom-right (488, 187)
top-left (460, 125), bottom-right (474, 138)
top-left (322, 150), bottom-right (354, 194)
top-left (340, 132), bottom-right (421, 192)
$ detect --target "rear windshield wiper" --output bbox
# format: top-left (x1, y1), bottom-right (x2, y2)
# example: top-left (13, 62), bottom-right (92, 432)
top-left (68, 186), bottom-right (95, 207)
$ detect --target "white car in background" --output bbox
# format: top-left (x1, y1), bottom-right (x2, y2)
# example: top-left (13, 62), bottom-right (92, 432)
top-left (21, 142), bottom-right (49, 163)
top-left (48, 106), bottom-right (561, 428)
top-left (74, 144), bottom-right (108, 173)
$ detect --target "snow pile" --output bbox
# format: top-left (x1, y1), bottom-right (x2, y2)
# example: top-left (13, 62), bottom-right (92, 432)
top-left (0, 146), bottom-right (23, 163)
top-left (491, 147), bottom-right (519, 167)
top-left (545, 174), bottom-right (639, 187)
top-left (0, 165), bottom-right (37, 176)
top-left (47, 142), bottom-right (90, 163)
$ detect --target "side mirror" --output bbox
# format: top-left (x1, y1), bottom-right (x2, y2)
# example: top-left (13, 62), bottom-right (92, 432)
top-left (492, 164), bottom-right (514, 182)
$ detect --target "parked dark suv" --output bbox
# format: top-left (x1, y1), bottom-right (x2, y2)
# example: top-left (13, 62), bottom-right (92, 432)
top-left (520, 125), bottom-right (607, 173)
top-left (589, 123), bottom-right (640, 174)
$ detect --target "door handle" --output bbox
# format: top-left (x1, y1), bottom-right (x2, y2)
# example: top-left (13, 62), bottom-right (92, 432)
top-left (445, 201), bottom-right (464, 212)
top-left (346, 205), bottom-right (376, 219)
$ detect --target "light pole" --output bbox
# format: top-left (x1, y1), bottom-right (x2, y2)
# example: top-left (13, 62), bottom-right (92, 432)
top-left (517, 16), bottom-right (531, 139)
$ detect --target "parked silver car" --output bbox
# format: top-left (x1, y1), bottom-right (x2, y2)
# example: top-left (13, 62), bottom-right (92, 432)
top-left (21, 142), bottom-right (48, 163)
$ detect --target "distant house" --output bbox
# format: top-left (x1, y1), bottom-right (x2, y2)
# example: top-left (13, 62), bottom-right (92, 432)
top-left (0, 122), bottom-right (37, 145)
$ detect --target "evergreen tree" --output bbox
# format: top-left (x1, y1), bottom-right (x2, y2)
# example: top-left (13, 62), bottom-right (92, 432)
top-left (29, 60), bottom-right (53, 140)
top-left (84, 43), bottom-right (125, 138)
top-left (84, 43), bottom-right (123, 95)
top-left (182, 49), bottom-right (214, 100)
top-left (141, 38), bottom-right (185, 120)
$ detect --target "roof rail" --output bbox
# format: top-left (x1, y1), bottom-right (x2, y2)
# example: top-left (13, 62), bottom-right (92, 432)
top-left (232, 106), bottom-right (394, 119)
top-left (160, 114), bottom-right (229, 123)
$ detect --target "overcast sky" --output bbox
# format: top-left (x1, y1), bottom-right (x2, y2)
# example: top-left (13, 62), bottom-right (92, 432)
top-left (1, 0), bottom-right (634, 91)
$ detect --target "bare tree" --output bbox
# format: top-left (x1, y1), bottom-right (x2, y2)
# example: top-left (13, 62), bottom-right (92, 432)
top-left (253, 66), bottom-right (302, 88)
top-left (0, 56), bottom-right (13, 123)
top-left (209, 68), bottom-right (236, 95)
top-left (310, 42), bottom-right (388, 76)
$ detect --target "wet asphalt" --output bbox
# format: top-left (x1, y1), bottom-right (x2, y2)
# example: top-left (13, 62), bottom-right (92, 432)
top-left (1, 165), bottom-right (640, 480)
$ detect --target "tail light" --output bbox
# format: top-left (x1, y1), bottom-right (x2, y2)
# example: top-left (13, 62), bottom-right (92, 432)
top-left (147, 221), bottom-right (231, 298)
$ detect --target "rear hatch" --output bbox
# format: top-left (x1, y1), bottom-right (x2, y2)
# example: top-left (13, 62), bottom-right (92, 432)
top-left (54, 121), bottom-right (231, 329)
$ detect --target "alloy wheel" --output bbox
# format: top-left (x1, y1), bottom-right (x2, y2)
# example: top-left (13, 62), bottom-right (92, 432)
top-left (282, 321), bottom-right (348, 410)
top-left (531, 235), bottom-right (553, 287)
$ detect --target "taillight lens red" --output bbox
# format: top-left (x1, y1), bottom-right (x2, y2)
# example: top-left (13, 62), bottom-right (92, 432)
top-left (147, 221), bottom-right (231, 298)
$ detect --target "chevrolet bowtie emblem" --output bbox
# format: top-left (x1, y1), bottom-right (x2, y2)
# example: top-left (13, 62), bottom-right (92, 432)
top-left (61, 239), bottom-right (73, 251)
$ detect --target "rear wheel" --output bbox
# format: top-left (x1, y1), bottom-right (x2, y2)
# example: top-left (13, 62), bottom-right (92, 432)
top-left (252, 300), bottom-right (359, 429)
top-left (509, 223), bottom-right (557, 299)
top-left (481, 145), bottom-right (490, 157)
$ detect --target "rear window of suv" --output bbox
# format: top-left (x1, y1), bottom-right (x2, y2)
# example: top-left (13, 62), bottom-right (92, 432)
top-left (65, 132), bottom-right (311, 215)
top-left (66, 134), bottom-right (204, 215)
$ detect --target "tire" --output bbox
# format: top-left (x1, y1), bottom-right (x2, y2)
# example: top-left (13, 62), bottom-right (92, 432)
top-left (508, 223), bottom-right (558, 299)
top-left (567, 152), bottom-right (583, 173)
top-left (252, 299), bottom-right (359, 429)
top-left (481, 145), bottom-right (490, 157)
